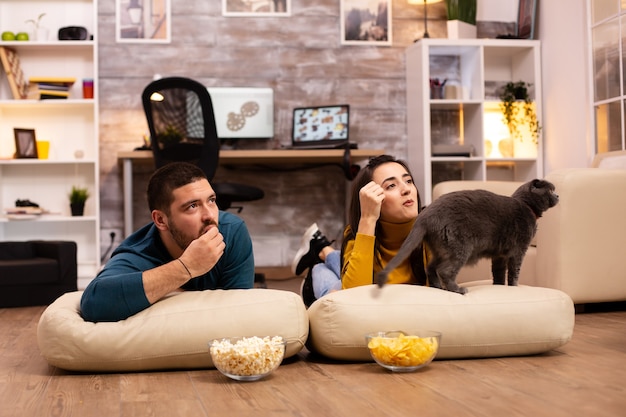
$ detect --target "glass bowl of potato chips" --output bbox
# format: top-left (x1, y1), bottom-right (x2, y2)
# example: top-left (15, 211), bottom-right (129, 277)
top-left (209, 336), bottom-right (286, 381)
top-left (365, 330), bottom-right (441, 372)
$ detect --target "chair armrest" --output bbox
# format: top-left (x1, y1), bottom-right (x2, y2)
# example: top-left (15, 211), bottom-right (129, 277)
top-left (536, 169), bottom-right (626, 303)
top-left (32, 241), bottom-right (78, 289)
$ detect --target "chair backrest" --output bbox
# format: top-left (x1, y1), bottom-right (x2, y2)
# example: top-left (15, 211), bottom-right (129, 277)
top-left (142, 77), bottom-right (220, 180)
top-left (591, 150), bottom-right (626, 169)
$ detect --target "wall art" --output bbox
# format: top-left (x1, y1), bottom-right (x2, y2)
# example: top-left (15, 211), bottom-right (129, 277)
top-left (340, 0), bottom-right (392, 46)
top-left (116, 0), bottom-right (171, 43)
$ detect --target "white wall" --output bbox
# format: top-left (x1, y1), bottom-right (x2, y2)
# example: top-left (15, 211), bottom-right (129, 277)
top-left (538, 0), bottom-right (594, 170)
top-left (478, 0), bottom-right (517, 22)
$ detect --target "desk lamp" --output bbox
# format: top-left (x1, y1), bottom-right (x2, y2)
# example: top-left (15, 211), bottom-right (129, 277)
top-left (408, 0), bottom-right (443, 39)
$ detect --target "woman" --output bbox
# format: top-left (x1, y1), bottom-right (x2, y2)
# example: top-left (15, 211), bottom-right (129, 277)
top-left (292, 155), bottom-right (426, 306)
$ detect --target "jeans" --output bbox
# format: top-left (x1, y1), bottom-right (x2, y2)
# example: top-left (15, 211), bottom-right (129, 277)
top-left (311, 250), bottom-right (342, 299)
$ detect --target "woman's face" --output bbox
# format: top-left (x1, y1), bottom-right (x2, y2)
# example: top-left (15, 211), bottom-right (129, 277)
top-left (371, 162), bottom-right (419, 223)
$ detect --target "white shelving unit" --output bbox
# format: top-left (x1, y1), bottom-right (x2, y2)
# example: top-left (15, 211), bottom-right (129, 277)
top-left (0, 0), bottom-right (99, 286)
top-left (406, 39), bottom-right (543, 204)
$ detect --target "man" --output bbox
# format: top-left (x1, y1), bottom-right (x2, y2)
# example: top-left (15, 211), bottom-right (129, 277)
top-left (80, 162), bottom-right (255, 322)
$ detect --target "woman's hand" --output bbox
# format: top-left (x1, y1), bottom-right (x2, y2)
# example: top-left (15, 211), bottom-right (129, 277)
top-left (357, 181), bottom-right (384, 235)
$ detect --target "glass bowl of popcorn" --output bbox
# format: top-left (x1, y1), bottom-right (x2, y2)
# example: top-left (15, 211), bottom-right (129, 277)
top-left (208, 336), bottom-right (286, 381)
top-left (365, 330), bottom-right (441, 372)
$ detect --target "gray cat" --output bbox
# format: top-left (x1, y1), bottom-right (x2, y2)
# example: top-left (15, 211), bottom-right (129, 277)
top-left (376, 179), bottom-right (559, 294)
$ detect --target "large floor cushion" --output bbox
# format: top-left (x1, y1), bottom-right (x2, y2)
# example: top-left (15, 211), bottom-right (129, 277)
top-left (38, 289), bottom-right (309, 372)
top-left (307, 283), bottom-right (574, 361)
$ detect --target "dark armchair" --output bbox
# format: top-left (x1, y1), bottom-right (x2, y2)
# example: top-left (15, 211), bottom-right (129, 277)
top-left (142, 76), bottom-right (264, 211)
top-left (0, 241), bottom-right (77, 308)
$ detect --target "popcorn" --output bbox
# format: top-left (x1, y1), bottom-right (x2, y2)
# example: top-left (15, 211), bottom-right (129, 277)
top-left (209, 336), bottom-right (285, 377)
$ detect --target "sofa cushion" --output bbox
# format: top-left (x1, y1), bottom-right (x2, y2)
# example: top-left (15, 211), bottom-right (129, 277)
top-left (0, 258), bottom-right (59, 285)
top-left (307, 283), bottom-right (574, 361)
top-left (0, 241), bottom-right (35, 260)
top-left (37, 289), bottom-right (309, 372)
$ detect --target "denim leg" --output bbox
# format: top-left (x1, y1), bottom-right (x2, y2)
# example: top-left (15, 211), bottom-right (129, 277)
top-left (312, 250), bottom-right (342, 298)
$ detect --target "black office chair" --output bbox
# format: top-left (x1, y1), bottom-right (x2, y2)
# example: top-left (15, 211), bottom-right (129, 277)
top-left (141, 76), bottom-right (264, 212)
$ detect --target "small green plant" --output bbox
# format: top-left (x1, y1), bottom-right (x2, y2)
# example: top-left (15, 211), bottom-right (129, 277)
top-left (69, 186), bottom-right (90, 205)
top-left (445, 0), bottom-right (477, 24)
top-left (499, 81), bottom-right (541, 144)
top-left (157, 125), bottom-right (183, 147)
top-left (25, 13), bottom-right (46, 31)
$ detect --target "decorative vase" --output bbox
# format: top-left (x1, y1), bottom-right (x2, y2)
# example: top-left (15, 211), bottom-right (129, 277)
top-left (446, 20), bottom-right (477, 39)
top-left (70, 203), bottom-right (85, 216)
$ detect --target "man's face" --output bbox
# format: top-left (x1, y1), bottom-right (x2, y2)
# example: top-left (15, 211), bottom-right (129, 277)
top-left (165, 179), bottom-right (219, 251)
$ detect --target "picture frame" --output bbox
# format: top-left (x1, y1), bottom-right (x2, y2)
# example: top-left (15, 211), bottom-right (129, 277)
top-left (517, 0), bottom-right (537, 40)
top-left (222, 0), bottom-right (290, 17)
top-left (13, 128), bottom-right (38, 159)
top-left (116, 0), bottom-right (171, 43)
top-left (340, 0), bottom-right (392, 46)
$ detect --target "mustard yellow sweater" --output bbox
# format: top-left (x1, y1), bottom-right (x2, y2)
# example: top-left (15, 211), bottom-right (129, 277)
top-left (341, 219), bottom-right (421, 289)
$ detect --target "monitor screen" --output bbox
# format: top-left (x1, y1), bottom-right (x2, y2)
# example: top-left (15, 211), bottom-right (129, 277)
top-left (292, 105), bottom-right (349, 144)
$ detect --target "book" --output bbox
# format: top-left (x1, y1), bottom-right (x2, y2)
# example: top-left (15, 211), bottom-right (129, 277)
top-left (27, 83), bottom-right (70, 99)
top-left (28, 76), bottom-right (76, 86)
top-left (0, 46), bottom-right (27, 99)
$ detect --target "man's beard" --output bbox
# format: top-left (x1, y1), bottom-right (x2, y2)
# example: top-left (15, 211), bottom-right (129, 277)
top-left (168, 219), bottom-right (216, 251)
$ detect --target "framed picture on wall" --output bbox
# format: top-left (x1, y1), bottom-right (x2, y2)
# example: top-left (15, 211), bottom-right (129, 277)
top-left (13, 128), bottom-right (38, 159)
top-left (340, 0), bottom-right (392, 46)
top-left (116, 0), bottom-right (171, 43)
top-left (517, 0), bottom-right (537, 39)
top-left (222, 0), bottom-right (291, 16)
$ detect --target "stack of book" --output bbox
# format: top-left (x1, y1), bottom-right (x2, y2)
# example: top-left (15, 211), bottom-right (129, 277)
top-left (27, 77), bottom-right (76, 100)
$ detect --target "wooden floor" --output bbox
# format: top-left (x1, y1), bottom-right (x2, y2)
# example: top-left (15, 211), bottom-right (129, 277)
top-left (2, 278), bottom-right (626, 417)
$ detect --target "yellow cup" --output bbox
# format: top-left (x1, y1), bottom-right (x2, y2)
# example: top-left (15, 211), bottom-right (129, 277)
top-left (36, 140), bottom-right (50, 159)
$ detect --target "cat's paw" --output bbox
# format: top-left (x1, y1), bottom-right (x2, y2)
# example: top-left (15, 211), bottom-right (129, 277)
top-left (456, 286), bottom-right (468, 295)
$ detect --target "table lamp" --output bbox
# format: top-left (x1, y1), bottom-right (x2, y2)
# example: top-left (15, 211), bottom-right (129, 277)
top-left (408, 0), bottom-right (443, 39)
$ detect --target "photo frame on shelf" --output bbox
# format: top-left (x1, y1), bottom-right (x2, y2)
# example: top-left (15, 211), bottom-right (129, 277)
top-left (0, 47), bottom-right (27, 99)
top-left (517, 0), bottom-right (537, 40)
top-left (340, 0), bottom-right (392, 46)
top-left (13, 128), bottom-right (38, 159)
top-left (222, 0), bottom-right (290, 16)
top-left (116, 0), bottom-right (171, 43)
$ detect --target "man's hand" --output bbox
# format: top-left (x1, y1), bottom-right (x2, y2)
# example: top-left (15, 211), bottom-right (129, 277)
top-left (178, 226), bottom-right (225, 277)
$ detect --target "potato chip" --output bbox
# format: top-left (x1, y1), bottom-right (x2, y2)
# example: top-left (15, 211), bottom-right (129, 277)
top-left (367, 332), bottom-right (439, 367)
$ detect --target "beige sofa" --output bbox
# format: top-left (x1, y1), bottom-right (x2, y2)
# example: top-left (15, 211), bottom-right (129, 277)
top-left (432, 167), bottom-right (626, 304)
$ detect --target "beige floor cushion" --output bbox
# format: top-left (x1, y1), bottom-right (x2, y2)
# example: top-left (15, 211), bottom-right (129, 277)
top-left (307, 283), bottom-right (574, 361)
top-left (38, 289), bottom-right (309, 372)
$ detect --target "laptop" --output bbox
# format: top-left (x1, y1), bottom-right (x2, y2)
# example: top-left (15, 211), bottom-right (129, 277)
top-left (207, 87), bottom-right (274, 140)
top-left (290, 104), bottom-right (353, 149)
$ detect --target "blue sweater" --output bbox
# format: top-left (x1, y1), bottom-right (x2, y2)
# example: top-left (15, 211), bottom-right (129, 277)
top-left (80, 211), bottom-right (255, 322)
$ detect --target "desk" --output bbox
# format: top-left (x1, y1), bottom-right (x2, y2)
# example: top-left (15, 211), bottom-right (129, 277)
top-left (118, 149), bottom-right (384, 236)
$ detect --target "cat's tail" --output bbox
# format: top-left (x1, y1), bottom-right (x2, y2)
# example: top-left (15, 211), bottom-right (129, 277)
top-left (375, 221), bottom-right (426, 287)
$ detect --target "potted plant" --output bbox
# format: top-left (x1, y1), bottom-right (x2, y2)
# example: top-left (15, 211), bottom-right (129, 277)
top-left (499, 81), bottom-right (541, 144)
top-left (69, 186), bottom-right (90, 216)
top-left (157, 125), bottom-right (183, 148)
top-left (445, 0), bottom-right (477, 39)
top-left (25, 13), bottom-right (48, 41)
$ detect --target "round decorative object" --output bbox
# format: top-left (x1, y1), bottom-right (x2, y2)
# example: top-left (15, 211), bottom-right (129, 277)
top-left (484, 140), bottom-right (493, 157)
top-left (226, 112), bottom-right (246, 131)
top-left (498, 138), bottom-right (514, 158)
top-left (240, 101), bottom-right (259, 117)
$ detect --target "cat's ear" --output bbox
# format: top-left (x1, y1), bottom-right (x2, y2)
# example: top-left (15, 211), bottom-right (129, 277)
top-left (530, 179), bottom-right (543, 189)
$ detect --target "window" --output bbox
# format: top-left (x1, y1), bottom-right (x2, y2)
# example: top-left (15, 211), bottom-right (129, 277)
top-left (590, 0), bottom-right (626, 151)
